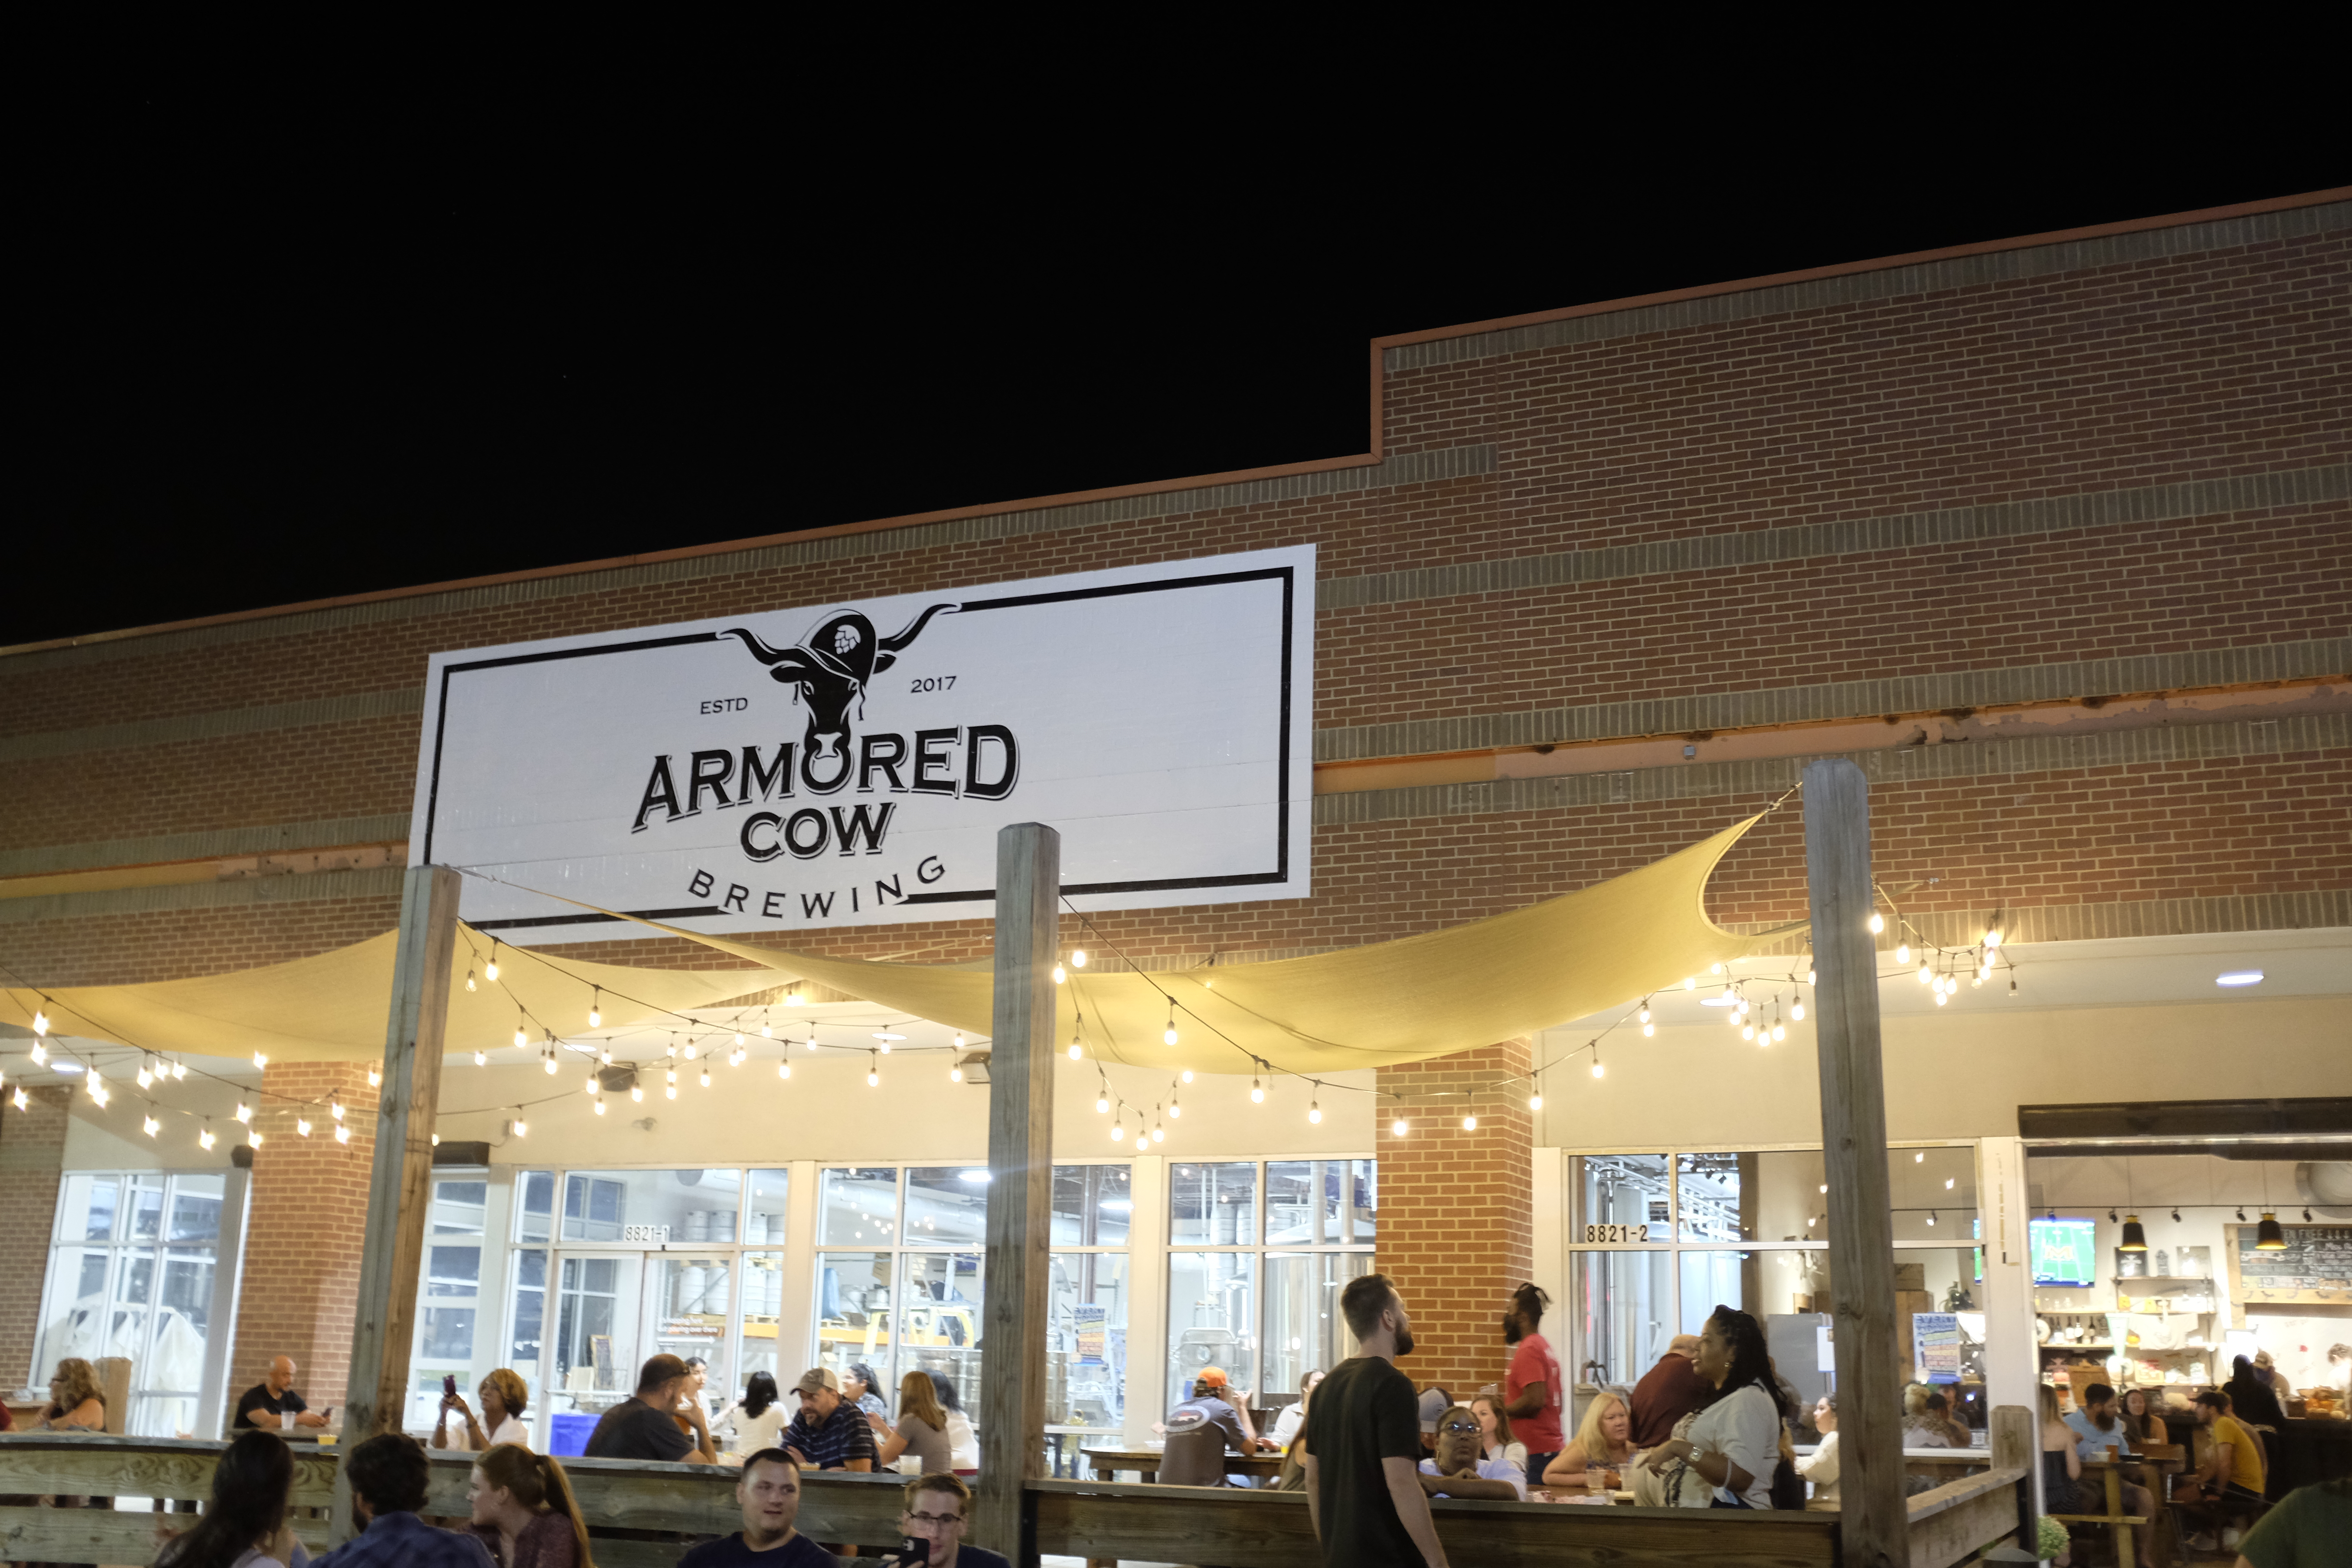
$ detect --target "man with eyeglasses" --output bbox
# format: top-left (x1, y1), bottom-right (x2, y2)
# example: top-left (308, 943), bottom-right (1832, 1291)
top-left (1417, 1403), bottom-right (1528, 1500)
top-left (676, 1448), bottom-right (834, 1566)
top-left (875, 1473), bottom-right (1010, 1568)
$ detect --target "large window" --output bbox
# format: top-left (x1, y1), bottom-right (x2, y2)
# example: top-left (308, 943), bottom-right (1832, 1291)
top-left (1167, 1158), bottom-right (1373, 1411)
top-left (1566, 1145), bottom-right (1982, 1428)
top-left (33, 1171), bottom-right (224, 1437)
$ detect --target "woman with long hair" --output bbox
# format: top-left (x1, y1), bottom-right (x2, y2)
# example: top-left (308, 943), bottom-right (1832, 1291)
top-left (932, 1375), bottom-right (980, 1474)
top-left (41, 1358), bottom-right (106, 1430)
top-left (1795, 1394), bottom-right (1840, 1502)
top-left (153, 1428), bottom-right (304, 1567)
top-left (1270, 1369), bottom-right (1325, 1452)
top-left (877, 1370), bottom-right (954, 1473)
top-left (712, 1371), bottom-right (787, 1458)
top-left (1542, 1389), bottom-right (1633, 1489)
top-left (1470, 1390), bottom-right (1526, 1472)
top-left (1637, 1306), bottom-right (1790, 1509)
top-left (843, 1361), bottom-right (891, 1434)
top-left (467, 1442), bottom-right (593, 1568)
top-left (2118, 1386), bottom-right (2162, 1447)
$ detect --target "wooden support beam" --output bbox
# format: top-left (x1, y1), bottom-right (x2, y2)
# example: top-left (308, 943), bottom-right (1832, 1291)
top-left (977, 823), bottom-right (1059, 1565)
top-left (329, 862), bottom-right (458, 1543)
top-left (1802, 760), bottom-right (1905, 1568)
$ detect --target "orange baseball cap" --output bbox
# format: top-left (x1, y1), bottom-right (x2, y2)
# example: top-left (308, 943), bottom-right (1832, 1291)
top-left (1196, 1366), bottom-right (1228, 1388)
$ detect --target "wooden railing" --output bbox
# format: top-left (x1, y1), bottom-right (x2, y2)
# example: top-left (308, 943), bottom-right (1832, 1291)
top-left (1, 1434), bottom-right (2028, 1568)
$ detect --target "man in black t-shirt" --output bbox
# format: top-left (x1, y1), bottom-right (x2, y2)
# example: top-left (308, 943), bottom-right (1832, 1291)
top-left (677, 1450), bottom-right (837, 1567)
top-left (585, 1353), bottom-right (718, 1463)
top-left (1300, 1273), bottom-right (1448, 1568)
top-left (233, 1356), bottom-right (329, 1432)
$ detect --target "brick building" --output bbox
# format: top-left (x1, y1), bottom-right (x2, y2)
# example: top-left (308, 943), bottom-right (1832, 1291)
top-left (2, 190), bottom-right (2345, 1444)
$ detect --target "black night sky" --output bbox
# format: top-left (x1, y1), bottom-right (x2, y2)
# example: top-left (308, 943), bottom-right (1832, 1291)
top-left (16, 81), bottom-right (2345, 647)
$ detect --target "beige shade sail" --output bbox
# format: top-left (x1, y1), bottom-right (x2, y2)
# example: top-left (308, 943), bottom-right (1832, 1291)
top-left (586, 814), bottom-right (1781, 1075)
top-left (0, 929), bottom-right (764, 1063)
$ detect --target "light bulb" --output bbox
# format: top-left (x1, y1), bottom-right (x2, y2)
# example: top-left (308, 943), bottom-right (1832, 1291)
top-left (248, 1130), bottom-right (263, 1148)
top-left (234, 1101), bottom-right (252, 1123)
top-left (137, 1063), bottom-right (153, 1089)
top-left (784, 986), bottom-right (804, 1007)
top-left (585, 1072), bottom-right (599, 1094)
top-left (1642, 1022), bottom-right (1654, 1037)
top-left (1741, 1024), bottom-right (1754, 1040)
top-left (950, 1065), bottom-right (963, 1082)
top-left (1638, 1004), bottom-right (1651, 1023)
top-left (1111, 1124), bottom-right (1125, 1141)
top-left (32, 1009), bottom-right (49, 1035)
top-left (1916, 964), bottom-right (1932, 984)
top-left (144, 1115), bottom-right (160, 1138)
top-left (89, 1081), bottom-right (109, 1107)
top-left (1152, 1124), bottom-right (1165, 1142)
top-left (200, 1127), bottom-right (216, 1150)
top-left (1791, 1001), bottom-right (1805, 1021)
top-left (1867, 912), bottom-right (1884, 933)
top-left (1463, 1114), bottom-right (1478, 1131)
top-left (1934, 991), bottom-right (1948, 1007)
top-left (330, 1098), bottom-right (344, 1120)
top-left (12, 1087), bottom-right (27, 1109)
top-left (601, 1047), bottom-right (612, 1063)
top-left (1682, 976), bottom-right (1696, 990)
top-left (734, 1029), bottom-right (746, 1046)
top-left (1309, 1102), bottom-right (1322, 1124)
top-left (1164, 1017), bottom-right (1179, 1046)
top-left (700, 1067), bottom-right (711, 1088)
top-left (594, 1098), bottom-right (607, 1115)
top-left (1914, 1150), bottom-right (1925, 1162)
top-left (1071, 949), bottom-right (1087, 968)
top-left (1711, 962), bottom-right (1725, 974)
top-left (1772, 1024), bottom-right (1786, 1041)
top-left (759, 1021), bottom-right (772, 1037)
top-left (1052, 964), bottom-right (1067, 984)
top-left (1096, 1093), bottom-right (1110, 1114)
top-left (512, 1023), bottom-right (527, 1048)
top-left (545, 1054), bottom-right (559, 1075)
top-left (1896, 943), bottom-right (1910, 965)
top-left (466, 970), bottom-right (476, 992)
top-left (667, 1067), bottom-right (678, 1085)
top-left (1528, 1092), bottom-right (1544, 1110)
top-left (1168, 1101), bottom-right (1182, 1118)
top-left (1927, 1210), bottom-right (1937, 1226)
top-left (631, 1085), bottom-right (644, 1102)
top-left (1984, 925), bottom-right (2004, 949)
top-left (867, 1070), bottom-right (879, 1087)
top-left (1944, 1176), bottom-right (1955, 1189)
top-left (1807, 968), bottom-right (1817, 984)
top-left (367, 1065), bottom-right (380, 1087)
top-left (484, 947), bottom-right (499, 981)
top-left (297, 1117), bottom-right (312, 1137)
top-left (1392, 1115), bottom-right (1409, 1136)
top-left (1592, 1059), bottom-right (1605, 1079)
top-left (588, 992), bottom-right (602, 1028)
top-left (253, 1050), bottom-right (269, 1069)
top-left (476, 1051), bottom-right (489, 1066)
top-left (514, 1117), bottom-right (528, 1137)
top-left (30, 1042), bottom-right (46, 1066)
top-left (1250, 1079), bottom-right (1264, 1103)
top-left (172, 1061), bottom-right (187, 1080)
top-left (778, 1061), bottom-right (791, 1079)
top-left (685, 1041), bottom-right (699, 1060)
top-left (666, 1084), bottom-right (677, 1100)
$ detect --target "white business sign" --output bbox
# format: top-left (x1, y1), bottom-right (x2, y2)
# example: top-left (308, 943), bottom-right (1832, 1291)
top-left (409, 545), bottom-right (1314, 941)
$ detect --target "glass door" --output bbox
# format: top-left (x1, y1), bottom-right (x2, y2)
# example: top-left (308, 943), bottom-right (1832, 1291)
top-left (546, 1252), bottom-right (646, 1431)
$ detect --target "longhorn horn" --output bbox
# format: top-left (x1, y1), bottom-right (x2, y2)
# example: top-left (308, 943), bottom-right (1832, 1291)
top-left (879, 602), bottom-right (959, 653)
top-left (723, 627), bottom-right (797, 666)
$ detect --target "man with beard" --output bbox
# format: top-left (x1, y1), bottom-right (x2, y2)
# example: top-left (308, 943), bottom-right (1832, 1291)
top-left (1501, 1282), bottom-right (1564, 1487)
top-left (2065, 1384), bottom-right (2162, 1568)
top-left (1300, 1273), bottom-right (1448, 1568)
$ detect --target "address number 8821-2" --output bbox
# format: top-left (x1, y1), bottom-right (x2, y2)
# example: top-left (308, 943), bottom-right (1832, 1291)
top-left (1581, 1224), bottom-right (1645, 1244)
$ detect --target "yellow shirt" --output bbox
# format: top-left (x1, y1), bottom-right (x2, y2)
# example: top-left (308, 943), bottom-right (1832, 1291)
top-left (2209, 1414), bottom-right (2266, 1493)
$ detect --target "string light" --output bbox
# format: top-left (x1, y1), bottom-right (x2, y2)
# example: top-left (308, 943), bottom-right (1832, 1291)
top-left (172, 1060), bottom-right (187, 1080)
top-left (585, 1070), bottom-right (600, 1095)
top-left (950, 1062), bottom-right (963, 1082)
top-left (866, 1054), bottom-right (879, 1088)
top-left (136, 1059), bottom-right (153, 1090)
top-left (367, 1064), bottom-right (381, 1087)
top-left (1111, 1121), bottom-right (1125, 1142)
top-left (778, 1059), bottom-right (792, 1080)
top-left (143, 1115), bottom-right (159, 1138)
top-left (601, 1046), bottom-right (613, 1064)
top-left (31, 1041), bottom-right (48, 1066)
top-left (335, 1122), bottom-right (352, 1142)
top-left (784, 984), bottom-right (805, 1007)
top-left (1642, 1019), bottom-right (1655, 1037)
top-left (665, 1067), bottom-right (678, 1100)
top-left (1462, 1114), bottom-right (1478, 1131)
top-left (1895, 942), bottom-right (1910, 965)
top-left (331, 1097), bottom-right (345, 1121)
top-left (1984, 918), bottom-right (2005, 949)
top-left (630, 1081), bottom-right (644, 1103)
top-left (1151, 1110), bottom-right (1165, 1142)
top-left (476, 1050), bottom-right (489, 1067)
top-left (32, 1008), bottom-right (49, 1035)
top-left (594, 1095), bottom-right (607, 1116)
top-left (1308, 1085), bottom-right (1322, 1124)
top-left (759, 1014), bottom-right (773, 1038)
top-left (1791, 999), bottom-right (1806, 1021)
top-left (1927, 1209), bottom-right (1938, 1226)
top-left (199, 1124), bottom-right (216, 1151)
top-left (484, 942), bottom-right (500, 981)
top-left (11, 1086), bottom-right (24, 1110)
top-left (1052, 962), bottom-right (1067, 984)
top-left (248, 1129), bottom-right (263, 1148)
top-left (253, 1050), bottom-right (269, 1069)
top-left (588, 990), bottom-right (602, 1029)
top-left (1163, 1003), bottom-right (1179, 1047)
top-left (297, 1116), bottom-right (312, 1137)
top-left (1916, 963), bottom-right (1933, 985)
top-left (234, 1101), bottom-right (252, 1124)
top-left (1867, 912), bottom-right (1884, 934)
top-left (873, 1030), bottom-right (903, 1054)
top-left (700, 1065), bottom-right (712, 1088)
top-left (1096, 1090), bottom-right (1110, 1114)
top-left (1638, 1000), bottom-right (1652, 1024)
top-left (1682, 976), bottom-right (1696, 990)
top-left (1249, 1074), bottom-right (1264, 1104)
top-left (544, 1046), bottom-right (560, 1075)
top-left (1528, 1087), bottom-right (1544, 1111)
top-left (514, 1115), bottom-right (528, 1138)
top-left (88, 1074), bottom-right (110, 1107)
top-left (465, 969), bottom-right (476, 992)
top-left (684, 1040), bottom-right (699, 1060)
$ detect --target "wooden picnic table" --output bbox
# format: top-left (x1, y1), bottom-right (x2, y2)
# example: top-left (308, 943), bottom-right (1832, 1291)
top-left (2056, 1450), bottom-right (2185, 1568)
top-left (1082, 1444), bottom-right (1285, 1482)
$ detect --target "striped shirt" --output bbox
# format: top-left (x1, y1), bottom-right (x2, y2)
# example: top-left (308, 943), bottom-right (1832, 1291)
top-left (784, 1399), bottom-right (879, 1469)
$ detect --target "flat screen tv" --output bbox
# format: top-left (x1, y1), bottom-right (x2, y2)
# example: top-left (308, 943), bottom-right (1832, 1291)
top-left (2030, 1216), bottom-right (2099, 1286)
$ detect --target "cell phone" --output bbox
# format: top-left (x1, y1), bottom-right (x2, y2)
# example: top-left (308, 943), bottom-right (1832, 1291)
top-left (891, 1541), bottom-right (930, 1565)
top-left (444, 1375), bottom-right (458, 1398)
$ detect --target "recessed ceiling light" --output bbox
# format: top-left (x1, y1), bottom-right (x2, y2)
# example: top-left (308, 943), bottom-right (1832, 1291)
top-left (2214, 971), bottom-right (2265, 988)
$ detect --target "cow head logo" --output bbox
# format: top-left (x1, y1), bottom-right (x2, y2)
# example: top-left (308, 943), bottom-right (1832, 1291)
top-left (724, 603), bottom-right (956, 785)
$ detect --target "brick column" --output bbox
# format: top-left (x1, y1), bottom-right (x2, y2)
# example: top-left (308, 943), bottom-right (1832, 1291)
top-left (229, 1062), bottom-right (380, 1413)
top-left (0, 1086), bottom-right (73, 1392)
top-left (1373, 1039), bottom-right (1534, 1400)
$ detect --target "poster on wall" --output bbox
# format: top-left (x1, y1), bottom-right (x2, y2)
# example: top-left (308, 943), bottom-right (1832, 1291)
top-left (1914, 1312), bottom-right (1961, 1383)
top-left (409, 545), bottom-right (1315, 940)
top-left (1074, 1303), bottom-right (1108, 1365)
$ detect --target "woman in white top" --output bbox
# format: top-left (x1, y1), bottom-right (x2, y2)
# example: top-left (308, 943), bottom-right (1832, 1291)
top-left (713, 1371), bottom-right (789, 1457)
top-left (936, 1373), bottom-right (980, 1472)
top-left (432, 1367), bottom-right (533, 1452)
top-left (1269, 1369), bottom-right (1325, 1452)
top-left (1637, 1305), bottom-right (1789, 1508)
top-left (1470, 1391), bottom-right (1529, 1473)
top-left (1796, 1393), bottom-right (1840, 1501)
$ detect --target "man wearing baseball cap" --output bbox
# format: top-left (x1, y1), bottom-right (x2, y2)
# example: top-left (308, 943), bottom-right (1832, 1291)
top-left (782, 1366), bottom-right (878, 1472)
top-left (1160, 1368), bottom-right (1270, 1484)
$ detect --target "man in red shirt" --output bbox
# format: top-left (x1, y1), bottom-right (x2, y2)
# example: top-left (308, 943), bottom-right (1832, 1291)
top-left (1502, 1283), bottom-right (1563, 1485)
top-left (1629, 1335), bottom-right (1713, 1448)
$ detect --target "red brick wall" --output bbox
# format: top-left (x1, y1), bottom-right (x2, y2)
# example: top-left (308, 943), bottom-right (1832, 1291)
top-left (226, 1062), bottom-right (380, 1416)
top-left (1373, 1040), bottom-right (1534, 1402)
top-left (0, 1087), bottom-right (71, 1391)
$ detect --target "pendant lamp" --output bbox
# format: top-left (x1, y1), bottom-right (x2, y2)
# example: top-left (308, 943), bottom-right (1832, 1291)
top-left (2254, 1212), bottom-right (2288, 1250)
top-left (2118, 1214), bottom-right (2148, 1251)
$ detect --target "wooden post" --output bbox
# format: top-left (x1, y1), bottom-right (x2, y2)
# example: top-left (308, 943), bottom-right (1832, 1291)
top-left (1801, 760), bottom-right (1905, 1568)
top-left (330, 864), bottom-right (458, 1543)
top-left (978, 823), bottom-right (1058, 1565)
top-left (1992, 1402), bottom-right (2035, 1548)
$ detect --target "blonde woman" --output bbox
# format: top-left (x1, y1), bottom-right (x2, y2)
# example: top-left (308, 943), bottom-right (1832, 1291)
top-left (1543, 1388), bottom-right (1635, 1489)
top-left (877, 1370), bottom-right (954, 1474)
top-left (39, 1358), bottom-right (106, 1431)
